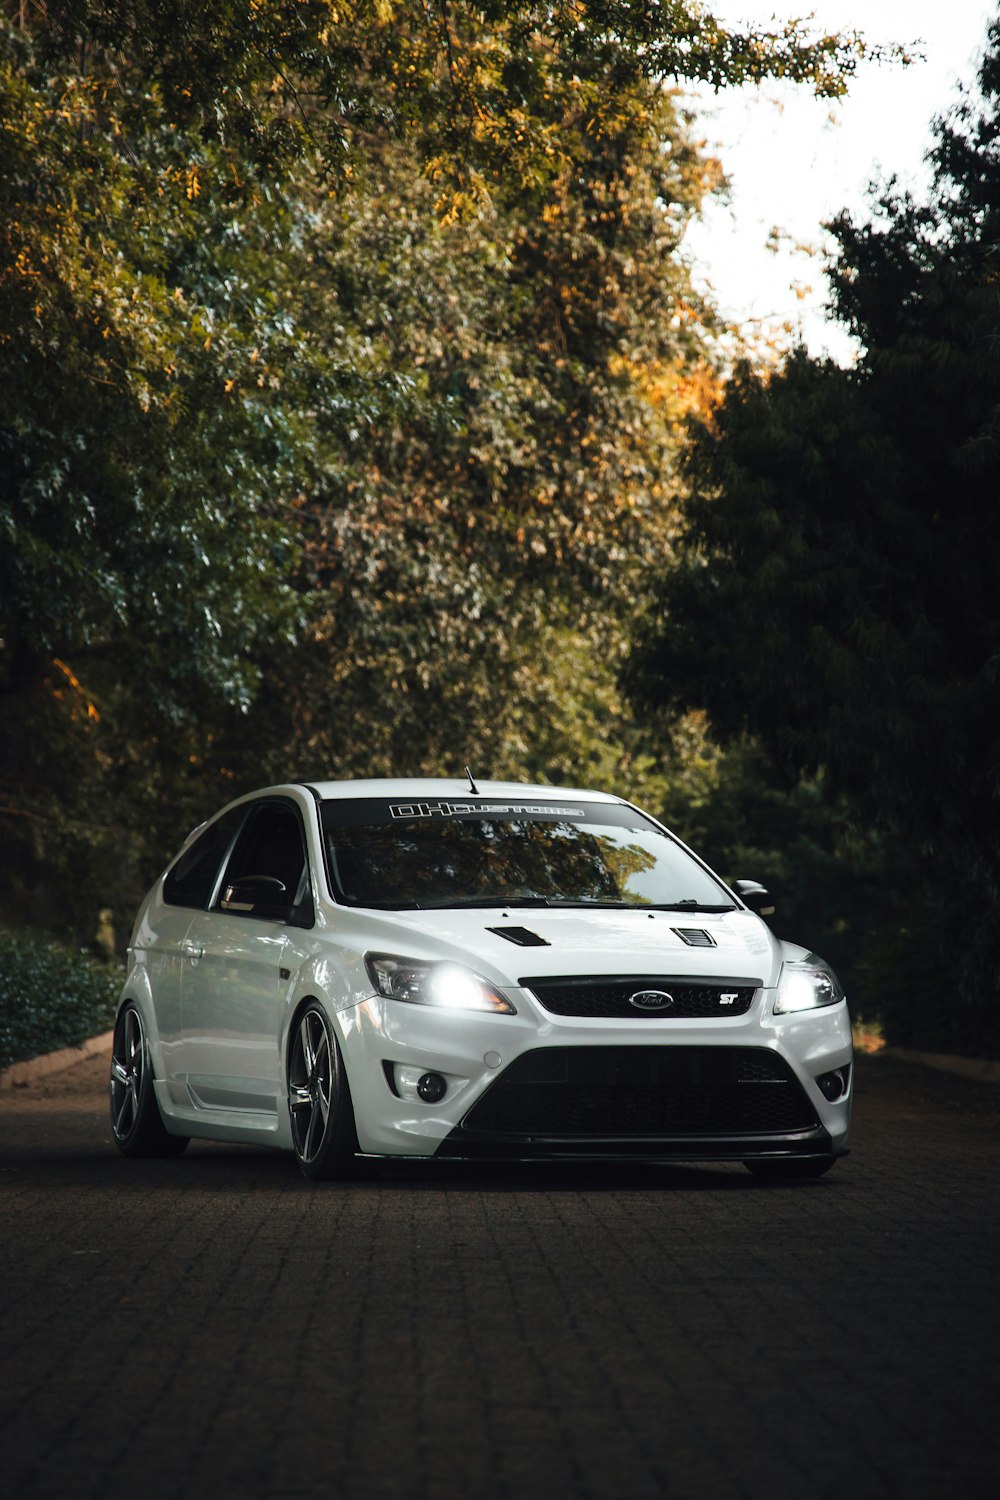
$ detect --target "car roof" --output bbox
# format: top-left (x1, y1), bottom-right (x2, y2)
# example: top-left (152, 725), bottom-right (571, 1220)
top-left (301, 777), bottom-right (628, 805)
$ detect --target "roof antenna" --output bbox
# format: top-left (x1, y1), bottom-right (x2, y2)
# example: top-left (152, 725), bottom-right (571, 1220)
top-left (465, 766), bottom-right (481, 795)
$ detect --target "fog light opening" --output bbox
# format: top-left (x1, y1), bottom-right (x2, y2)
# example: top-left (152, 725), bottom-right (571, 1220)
top-left (391, 1063), bottom-right (461, 1103)
top-left (417, 1072), bottom-right (447, 1104)
top-left (816, 1065), bottom-right (851, 1102)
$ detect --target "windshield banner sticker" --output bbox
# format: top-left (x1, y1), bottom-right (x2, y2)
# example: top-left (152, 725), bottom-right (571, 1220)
top-left (320, 796), bottom-right (651, 831)
top-left (388, 802), bottom-right (587, 820)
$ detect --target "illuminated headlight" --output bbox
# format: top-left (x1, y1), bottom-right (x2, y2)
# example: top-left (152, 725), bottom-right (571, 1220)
top-left (365, 954), bottom-right (517, 1015)
top-left (774, 956), bottom-right (845, 1015)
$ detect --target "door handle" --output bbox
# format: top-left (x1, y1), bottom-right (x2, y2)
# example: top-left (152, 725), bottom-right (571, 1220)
top-left (182, 940), bottom-right (204, 963)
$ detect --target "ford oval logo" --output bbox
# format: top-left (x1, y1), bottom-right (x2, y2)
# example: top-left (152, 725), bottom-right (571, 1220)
top-left (628, 989), bottom-right (674, 1011)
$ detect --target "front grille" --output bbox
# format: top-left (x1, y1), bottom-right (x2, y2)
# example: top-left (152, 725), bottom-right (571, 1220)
top-left (523, 975), bottom-right (757, 1019)
top-left (461, 1046), bottom-right (818, 1138)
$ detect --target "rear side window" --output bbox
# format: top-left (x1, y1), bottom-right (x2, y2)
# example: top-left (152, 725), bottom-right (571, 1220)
top-left (163, 806), bottom-right (246, 909)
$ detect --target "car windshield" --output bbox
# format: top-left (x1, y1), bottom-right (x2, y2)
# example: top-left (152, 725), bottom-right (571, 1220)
top-left (320, 796), bottom-right (735, 911)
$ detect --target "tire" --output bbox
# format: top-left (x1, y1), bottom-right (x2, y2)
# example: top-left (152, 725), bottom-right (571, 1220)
top-left (109, 1003), bottom-right (188, 1158)
top-left (287, 1003), bottom-right (359, 1180)
top-left (744, 1154), bottom-right (838, 1180)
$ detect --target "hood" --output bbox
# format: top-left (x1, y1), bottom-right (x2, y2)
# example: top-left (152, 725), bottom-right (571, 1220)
top-left (352, 905), bottom-right (782, 990)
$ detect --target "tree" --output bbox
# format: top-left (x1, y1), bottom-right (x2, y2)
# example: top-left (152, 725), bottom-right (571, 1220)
top-left (229, 74), bottom-right (721, 796)
top-left (0, 6), bottom-right (316, 926)
top-left (626, 19), bottom-right (1000, 1054)
top-left (0, 1), bottom-right (880, 937)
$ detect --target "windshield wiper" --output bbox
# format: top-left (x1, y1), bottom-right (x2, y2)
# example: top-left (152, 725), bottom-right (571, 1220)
top-left (358, 895), bottom-right (736, 913)
top-left (421, 896), bottom-right (552, 910)
top-left (650, 901), bottom-right (737, 913)
top-left (348, 897), bottom-right (424, 909)
top-left (546, 898), bottom-right (737, 912)
top-left (544, 899), bottom-right (634, 908)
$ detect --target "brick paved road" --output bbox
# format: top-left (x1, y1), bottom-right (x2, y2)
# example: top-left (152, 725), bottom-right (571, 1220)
top-left (1, 1052), bottom-right (998, 1500)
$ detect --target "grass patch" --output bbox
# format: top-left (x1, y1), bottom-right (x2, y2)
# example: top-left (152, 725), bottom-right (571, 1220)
top-left (0, 930), bottom-right (123, 1071)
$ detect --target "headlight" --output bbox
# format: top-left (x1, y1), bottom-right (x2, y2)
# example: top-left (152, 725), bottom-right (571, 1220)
top-left (365, 954), bottom-right (517, 1015)
top-left (774, 956), bottom-right (845, 1015)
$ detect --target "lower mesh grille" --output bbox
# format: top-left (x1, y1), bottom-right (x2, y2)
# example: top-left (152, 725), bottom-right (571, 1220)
top-left (461, 1046), bottom-right (818, 1138)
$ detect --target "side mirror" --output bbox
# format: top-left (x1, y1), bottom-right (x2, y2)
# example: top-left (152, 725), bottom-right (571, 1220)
top-left (732, 879), bottom-right (776, 919)
top-left (221, 875), bottom-right (289, 917)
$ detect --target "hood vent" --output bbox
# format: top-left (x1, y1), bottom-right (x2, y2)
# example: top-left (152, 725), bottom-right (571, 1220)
top-left (672, 927), bottom-right (716, 948)
top-left (486, 925), bottom-right (551, 948)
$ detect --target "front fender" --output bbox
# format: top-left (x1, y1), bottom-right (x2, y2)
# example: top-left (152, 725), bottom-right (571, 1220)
top-left (278, 943), bottom-right (369, 1126)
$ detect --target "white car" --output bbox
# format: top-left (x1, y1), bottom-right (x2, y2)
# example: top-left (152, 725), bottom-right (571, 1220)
top-left (110, 777), bottom-right (853, 1179)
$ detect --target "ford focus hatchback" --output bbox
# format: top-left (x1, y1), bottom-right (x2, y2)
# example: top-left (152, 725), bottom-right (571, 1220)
top-left (110, 778), bottom-right (852, 1179)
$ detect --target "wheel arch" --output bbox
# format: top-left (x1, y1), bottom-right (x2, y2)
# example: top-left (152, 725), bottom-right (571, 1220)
top-left (281, 976), bottom-right (363, 1086)
top-left (109, 991), bottom-right (189, 1156)
top-left (112, 968), bottom-right (167, 1079)
top-left (280, 990), bottom-right (355, 1126)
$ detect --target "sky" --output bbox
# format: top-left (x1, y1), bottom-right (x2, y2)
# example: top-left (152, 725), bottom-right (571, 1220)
top-left (682, 2), bottom-right (997, 362)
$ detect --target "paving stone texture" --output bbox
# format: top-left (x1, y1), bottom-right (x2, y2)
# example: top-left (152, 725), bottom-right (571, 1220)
top-left (1, 1050), bottom-right (998, 1500)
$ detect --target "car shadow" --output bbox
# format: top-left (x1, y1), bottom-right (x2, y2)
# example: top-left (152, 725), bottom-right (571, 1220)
top-left (2, 1137), bottom-right (844, 1193)
top-left (363, 1156), bottom-right (842, 1193)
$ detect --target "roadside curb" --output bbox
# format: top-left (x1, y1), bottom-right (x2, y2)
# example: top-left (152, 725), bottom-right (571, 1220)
top-left (880, 1046), bottom-right (1000, 1085)
top-left (0, 1031), bottom-right (114, 1092)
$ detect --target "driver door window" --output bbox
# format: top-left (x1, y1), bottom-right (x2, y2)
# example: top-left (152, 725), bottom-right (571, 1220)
top-left (218, 802), bottom-right (312, 924)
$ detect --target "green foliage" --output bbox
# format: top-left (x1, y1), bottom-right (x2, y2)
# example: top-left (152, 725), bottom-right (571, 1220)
top-left (0, 928), bottom-right (122, 1070)
top-left (20, 0), bottom-right (351, 172)
top-left (655, 736), bottom-right (898, 1012)
top-left (228, 69), bottom-right (723, 791)
top-left (0, 18), bottom-right (308, 702)
top-left (627, 21), bottom-right (1000, 1054)
top-left (340, 1), bottom-right (897, 218)
top-left (1, 8), bottom-right (315, 929)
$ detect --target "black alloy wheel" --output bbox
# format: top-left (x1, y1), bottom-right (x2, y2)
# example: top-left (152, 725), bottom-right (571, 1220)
top-left (109, 1003), bottom-right (188, 1157)
top-left (287, 1003), bottom-right (359, 1180)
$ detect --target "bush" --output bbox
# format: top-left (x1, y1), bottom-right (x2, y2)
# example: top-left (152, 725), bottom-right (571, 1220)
top-left (0, 930), bottom-right (123, 1071)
